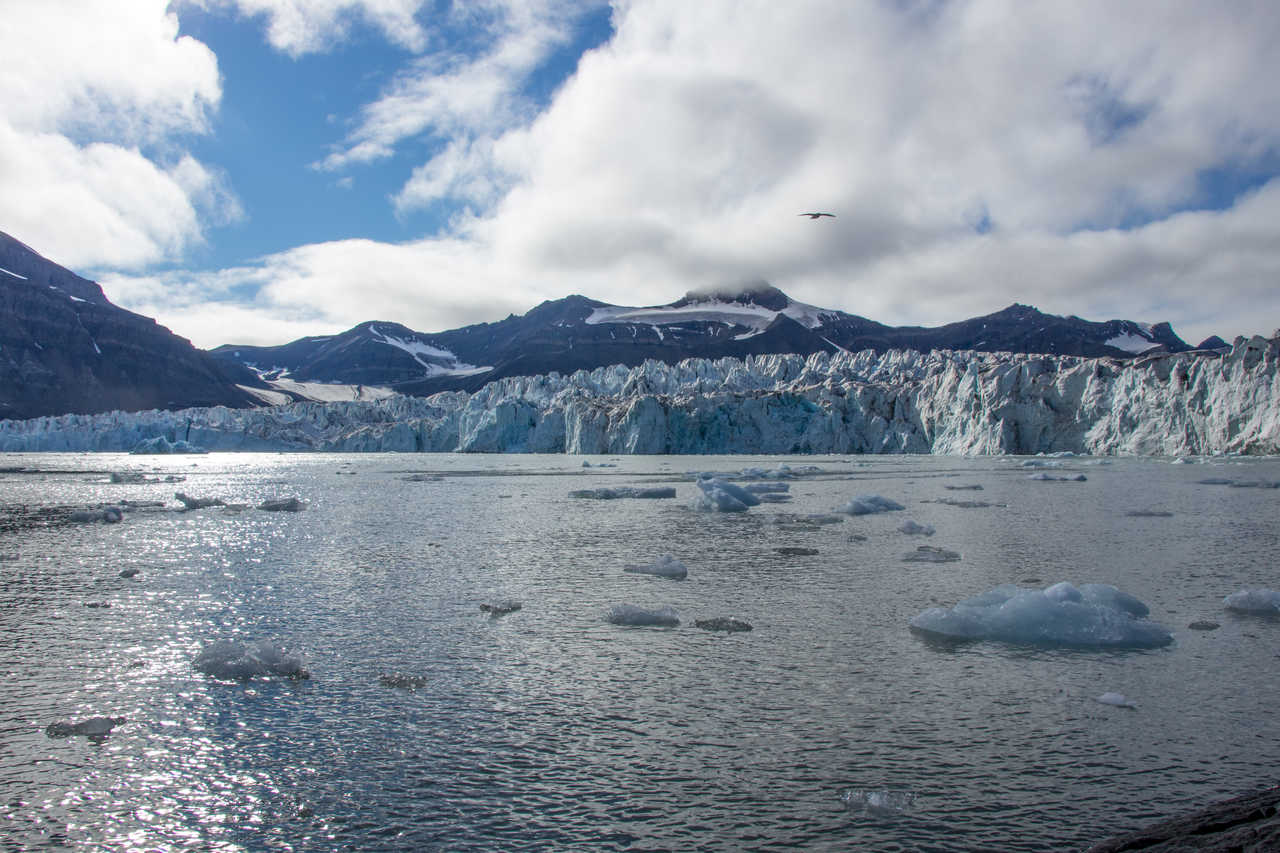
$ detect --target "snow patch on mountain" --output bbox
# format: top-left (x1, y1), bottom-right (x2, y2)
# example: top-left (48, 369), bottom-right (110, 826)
top-left (0, 266), bottom-right (28, 280)
top-left (1105, 332), bottom-right (1158, 354)
top-left (585, 297), bottom-right (829, 331)
top-left (368, 325), bottom-right (491, 377)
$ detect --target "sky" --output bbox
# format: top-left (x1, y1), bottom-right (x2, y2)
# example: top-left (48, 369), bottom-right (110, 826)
top-left (2, 1), bottom-right (1279, 349)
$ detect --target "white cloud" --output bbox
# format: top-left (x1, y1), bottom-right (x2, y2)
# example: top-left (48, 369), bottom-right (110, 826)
top-left (188, 0), bottom-right (432, 56)
top-left (0, 0), bottom-right (234, 269)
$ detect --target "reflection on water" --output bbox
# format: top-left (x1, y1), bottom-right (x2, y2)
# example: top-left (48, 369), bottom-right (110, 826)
top-left (1, 452), bottom-right (1279, 851)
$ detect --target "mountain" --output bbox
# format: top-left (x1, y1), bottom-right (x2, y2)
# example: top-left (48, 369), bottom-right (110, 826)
top-left (212, 281), bottom-right (1192, 397)
top-left (7, 334), bottom-right (1277, 456)
top-left (0, 231), bottom-right (259, 420)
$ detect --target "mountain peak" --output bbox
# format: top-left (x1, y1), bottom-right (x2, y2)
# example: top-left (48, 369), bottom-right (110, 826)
top-left (673, 281), bottom-right (791, 311)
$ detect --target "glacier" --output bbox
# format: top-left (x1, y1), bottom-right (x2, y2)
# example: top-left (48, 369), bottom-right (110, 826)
top-left (1, 335), bottom-right (1277, 455)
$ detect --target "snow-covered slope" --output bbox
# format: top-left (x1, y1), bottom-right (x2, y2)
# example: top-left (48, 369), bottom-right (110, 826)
top-left (3, 335), bottom-right (1275, 455)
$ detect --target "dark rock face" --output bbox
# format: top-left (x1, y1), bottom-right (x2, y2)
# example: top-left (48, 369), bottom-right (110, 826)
top-left (212, 287), bottom-right (1192, 398)
top-left (1087, 787), bottom-right (1280, 852)
top-left (0, 231), bottom-right (258, 420)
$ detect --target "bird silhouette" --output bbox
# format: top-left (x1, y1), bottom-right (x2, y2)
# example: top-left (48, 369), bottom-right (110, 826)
top-left (798, 212), bottom-right (835, 219)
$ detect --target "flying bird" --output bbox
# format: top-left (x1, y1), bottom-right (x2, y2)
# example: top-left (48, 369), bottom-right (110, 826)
top-left (798, 212), bottom-right (836, 219)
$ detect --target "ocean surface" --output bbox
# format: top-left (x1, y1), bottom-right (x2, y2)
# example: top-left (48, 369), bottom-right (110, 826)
top-left (1, 452), bottom-right (1278, 851)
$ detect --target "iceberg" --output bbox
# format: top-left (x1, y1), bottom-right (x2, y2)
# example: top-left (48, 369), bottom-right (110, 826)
top-left (193, 640), bottom-right (310, 680)
top-left (909, 582), bottom-right (1172, 647)
top-left (70, 506), bottom-right (124, 524)
top-left (1223, 588), bottom-right (1280, 614)
top-left (605, 605), bottom-right (680, 627)
top-left (623, 554), bottom-right (688, 579)
top-left (836, 494), bottom-right (904, 515)
top-left (898, 520), bottom-right (935, 536)
top-left (692, 477), bottom-right (760, 512)
top-left (1096, 692), bottom-right (1137, 709)
top-left (902, 545), bottom-right (960, 563)
top-left (130, 436), bottom-right (207, 454)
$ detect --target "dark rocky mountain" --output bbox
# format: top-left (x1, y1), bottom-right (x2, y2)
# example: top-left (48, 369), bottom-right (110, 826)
top-left (213, 282), bottom-right (1193, 397)
top-left (0, 231), bottom-right (260, 420)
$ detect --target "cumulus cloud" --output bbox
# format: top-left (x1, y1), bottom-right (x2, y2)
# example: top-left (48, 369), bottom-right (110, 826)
top-left (187, 0), bottom-right (432, 56)
top-left (0, 0), bottom-right (234, 269)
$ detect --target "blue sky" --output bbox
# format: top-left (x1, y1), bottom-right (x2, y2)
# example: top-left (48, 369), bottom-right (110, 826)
top-left (2, 1), bottom-right (1279, 348)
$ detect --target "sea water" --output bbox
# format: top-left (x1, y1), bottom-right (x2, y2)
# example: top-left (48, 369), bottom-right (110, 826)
top-left (1, 452), bottom-right (1278, 851)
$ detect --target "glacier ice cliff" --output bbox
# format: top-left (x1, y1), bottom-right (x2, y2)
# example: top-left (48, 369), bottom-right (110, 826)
top-left (1, 336), bottom-right (1277, 455)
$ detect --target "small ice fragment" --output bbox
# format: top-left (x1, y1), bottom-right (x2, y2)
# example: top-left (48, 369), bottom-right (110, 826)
top-left (898, 520), bottom-right (935, 536)
top-left (109, 471), bottom-right (148, 484)
top-left (1223, 588), bottom-right (1280, 613)
top-left (70, 506), bottom-right (124, 524)
top-left (623, 555), bottom-right (688, 579)
top-left (1021, 459), bottom-right (1064, 469)
top-left (902, 546), bottom-right (960, 563)
top-left (1188, 620), bottom-right (1220, 631)
top-left (1096, 692), bottom-right (1136, 709)
top-left (836, 494), bottom-right (904, 516)
top-left (1027, 472), bottom-right (1087, 482)
top-left (119, 568), bottom-right (139, 579)
top-left (944, 484), bottom-right (984, 491)
top-left (45, 716), bottom-right (127, 739)
top-left (401, 473), bottom-right (443, 482)
top-left (480, 600), bottom-right (522, 616)
top-left (258, 497), bottom-right (304, 512)
top-left (605, 604), bottom-right (680, 627)
top-left (694, 617), bottom-right (753, 633)
top-left (379, 673), bottom-right (428, 689)
top-left (841, 789), bottom-right (917, 814)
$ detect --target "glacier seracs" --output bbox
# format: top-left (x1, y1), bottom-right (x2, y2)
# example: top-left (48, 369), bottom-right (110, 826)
top-left (2, 335), bottom-right (1278, 455)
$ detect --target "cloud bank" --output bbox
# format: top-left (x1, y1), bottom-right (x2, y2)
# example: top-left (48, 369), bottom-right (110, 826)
top-left (6, 1), bottom-right (1280, 348)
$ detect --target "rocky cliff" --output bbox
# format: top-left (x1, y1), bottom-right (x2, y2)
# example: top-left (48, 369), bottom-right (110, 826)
top-left (0, 231), bottom-right (258, 419)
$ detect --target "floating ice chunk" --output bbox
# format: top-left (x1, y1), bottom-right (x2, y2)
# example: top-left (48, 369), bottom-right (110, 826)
top-left (909, 582), bottom-right (1171, 647)
top-left (569, 486), bottom-right (676, 499)
top-left (401, 473), bottom-right (443, 482)
top-left (692, 477), bottom-right (759, 512)
top-left (836, 494), bottom-right (904, 516)
top-left (45, 716), bottom-right (126, 739)
top-left (194, 640), bottom-right (309, 680)
top-left (258, 497), bottom-right (304, 512)
top-left (902, 545), bottom-right (960, 563)
top-left (695, 617), bottom-right (753, 632)
top-left (1096, 692), bottom-right (1136, 709)
top-left (841, 789), bottom-right (917, 814)
top-left (933, 498), bottom-right (1000, 508)
top-left (944, 484), bottom-right (984, 491)
top-left (1021, 459), bottom-right (1064, 469)
top-left (1223, 588), bottom-right (1280, 613)
top-left (623, 554), bottom-right (688, 579)
top-left (70, 505), bottom-right (125, 524)
top-left (175, 492), bottom-right (225, 510)
top-left (898, 520), bottom-right (935, 536)
top-left (605, 604), bottom-right (680, 627)
top-left (119, 568), bottom-right (140, 579)
top-left (743, 482), bottom-right (790, 494)
top-left (1027, 472), bottom-right (1087, 482)
top-left (130, 437), bottom-right (207, 455)
top-left (1229, 481), bottom-right (1280, 489)
top-left (1188, 620), bottom-right (1220, 631)
top-left (480, 600), bottom-right (522, 616)
top-left (109, 471), bottom-right (150, 484)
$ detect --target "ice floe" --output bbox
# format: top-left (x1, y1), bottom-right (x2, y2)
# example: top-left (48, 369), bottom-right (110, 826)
top-left (569, 486), bottom-right (676, 499)
top-left (175, 492), bottom-right (225, 510)
top-left (909, 582), bottom-right (1172, 647)
top-left (692, 477), bottom-right (760, 512)
top-left (605, 604), bottom-right (680, 627)
top-left (70, 506), bottom-right (124, 524)
top-left (902, 546), bottom-right (960, 563)
top-left (193, 640), bottom-right (310, 680)
top-left (45, 716), bottom-right (126, 739)
top-left (836, 494), bottom-right (904, 515)
top-left (898, 520), bottom-right (935, 536)
top-left (694, 617), bottom-right (753, 632)
top-left (623, 555), bottom-right (688, 579)
top-left (258, 497), bottom-right (304, 512)
top-left (1223, 588), bottom-right (1280, 613)
top-left (480, 600), bottom-right (522, 616)
top-left (1095, 692), bottom-right (1137, 709)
